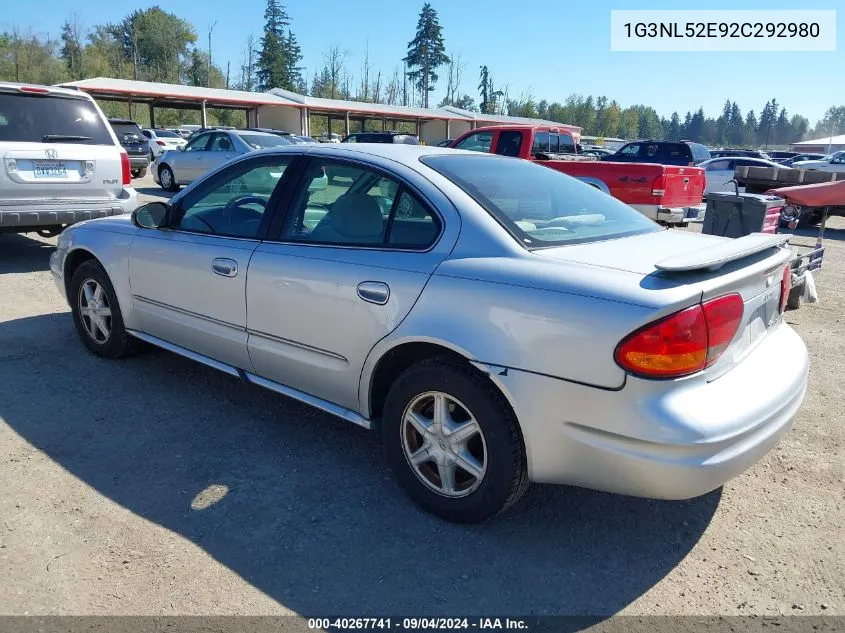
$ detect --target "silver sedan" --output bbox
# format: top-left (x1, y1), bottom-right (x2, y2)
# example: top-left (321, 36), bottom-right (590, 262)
top-left (152, 129), bottom-right (292, 191)
top-left (50, 144), bottom-right (809, 523)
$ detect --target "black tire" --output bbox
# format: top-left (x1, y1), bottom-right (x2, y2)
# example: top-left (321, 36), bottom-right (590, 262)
top-left (69, 259), bottom-right (139, 359)
top-left (381, 357), bottom-right (529, 523)
top-left (158, 164), bottom-right (179, 192)
top-left (133, 167), bottom-right (147, 179)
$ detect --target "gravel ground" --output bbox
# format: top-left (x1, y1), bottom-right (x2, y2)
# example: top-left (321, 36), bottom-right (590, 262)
top-left (0, 174), bottom-right (842, 617)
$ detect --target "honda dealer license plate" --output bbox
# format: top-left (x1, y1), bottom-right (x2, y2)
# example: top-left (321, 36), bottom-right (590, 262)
top-left (34, 161), bottom-right (68, 178)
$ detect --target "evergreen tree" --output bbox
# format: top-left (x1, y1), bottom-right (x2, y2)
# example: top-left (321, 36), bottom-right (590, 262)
top-left (403, 3), bottom-right (449, 108)
top-left (478, 65), bottom-right (490, 114)
top-left (667, 112), bottom-right (681, 140)
top-left (256, 0), bottom-right (290, 91)
top-left (60, 17), bottom-right (84, 80)
top-left (284, 29), bottom-right (304, 92)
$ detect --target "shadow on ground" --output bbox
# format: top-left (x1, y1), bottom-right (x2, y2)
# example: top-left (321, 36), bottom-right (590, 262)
top-left (0, 313), bottom-right (721, 618)
top-left (0, 233), bottom-right (55, 274)
top-left (134, 186), bottom-right (174, 200)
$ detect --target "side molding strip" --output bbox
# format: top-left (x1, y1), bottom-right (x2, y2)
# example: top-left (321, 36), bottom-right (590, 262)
top-left (125, 329), bottom-right (372, 430)
top-left (243, 372), bottom-right (372, 430)
top-left (127, 330), bottom-right (241, 377)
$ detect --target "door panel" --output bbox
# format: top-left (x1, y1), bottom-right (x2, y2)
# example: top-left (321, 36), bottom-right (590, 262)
top-left (245, 158), bottom-right (449, 411)
top-left (246, 245), bottom-right (435, 410)
top-left (130, 231), bottom-right (256, 368)
top-left (129, 155), bottom-right (295, 369)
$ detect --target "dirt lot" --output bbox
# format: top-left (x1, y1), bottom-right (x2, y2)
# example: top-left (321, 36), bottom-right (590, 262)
top-left (0, 174), bottom-right (842, 617)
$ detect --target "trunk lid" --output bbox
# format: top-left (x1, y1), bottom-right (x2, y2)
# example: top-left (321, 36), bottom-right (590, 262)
top-left (536, 230), bottom-right (793, 380)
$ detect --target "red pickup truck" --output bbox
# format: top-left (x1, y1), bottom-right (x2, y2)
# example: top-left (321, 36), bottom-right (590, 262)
top-left (448, 125), bottom-right (706, 225)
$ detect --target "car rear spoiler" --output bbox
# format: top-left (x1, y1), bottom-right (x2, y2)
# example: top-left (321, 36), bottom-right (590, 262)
top-left (655, 233), bottom-right (790, 272)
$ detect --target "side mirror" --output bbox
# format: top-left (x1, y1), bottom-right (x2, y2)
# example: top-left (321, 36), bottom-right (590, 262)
top-left (177, 145), bottom-right (185, 151)
top-left (132, 201), bottom-right (169, 229)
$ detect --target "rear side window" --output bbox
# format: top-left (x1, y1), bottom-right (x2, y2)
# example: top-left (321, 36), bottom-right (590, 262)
top-left (282, 160), bottom-right (440, 249)
top-left (422, 154), bottom-right (657, 248)
top-left (664, 143), bottom-right (692, 163)
top-left (689, 143), bottom-right (711, 163)
top-left (531, 132), bottom-right (550, 155)
top-left (557, 133), bottom-right (575, 153)
top-left (0, 92), bottom-right (114, 145)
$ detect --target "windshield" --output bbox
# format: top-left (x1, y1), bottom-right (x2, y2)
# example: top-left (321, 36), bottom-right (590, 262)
top-left (155, 129), bottom-right (180, 138)
top-left (422, 154), bottom-right (659, 248)
top-left (236, 133), bottom-right (292, 149)
top-left (0, 92), bottom-right (114, 145)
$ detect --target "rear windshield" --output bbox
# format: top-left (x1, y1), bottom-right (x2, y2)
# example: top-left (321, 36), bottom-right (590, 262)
top-left (0, 92), bottom-right (114, 145)
top-left (155, 129), bottom-right (180, 138)
top-left (110, 122), bottom-right (143, 143)
top-left (422, 154), bottom-right (658, 248)
top-left (236, 133), bottom-right (292, 149)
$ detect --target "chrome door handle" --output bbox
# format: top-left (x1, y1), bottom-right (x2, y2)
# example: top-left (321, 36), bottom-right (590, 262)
top-left (211, 258), bottom-right (238, 277)
top-left (357, 281), bottom-right (390, 305)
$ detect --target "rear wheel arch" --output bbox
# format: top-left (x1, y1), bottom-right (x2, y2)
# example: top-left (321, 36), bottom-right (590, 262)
top-left (366, 340), bottom-right (521, 429)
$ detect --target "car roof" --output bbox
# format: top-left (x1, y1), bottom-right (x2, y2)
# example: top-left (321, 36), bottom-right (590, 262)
top-left (233, 130), bottom-right (280, 137)
top-left (0, 81), bottom-right (96, 101)
top-left (109, 118), bottom-right (140, 125)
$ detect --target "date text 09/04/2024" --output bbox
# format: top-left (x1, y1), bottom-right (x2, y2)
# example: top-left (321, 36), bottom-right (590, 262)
top-left (307, 618), bottom-right (529, 630)
top-left (623, 22), bottom-right (820, 39)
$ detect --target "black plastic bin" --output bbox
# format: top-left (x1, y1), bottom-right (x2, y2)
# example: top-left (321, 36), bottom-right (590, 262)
top-left (702, 192), bottom-right (784, 238)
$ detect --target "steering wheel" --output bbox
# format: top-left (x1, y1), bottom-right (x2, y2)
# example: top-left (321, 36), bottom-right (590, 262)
top-left (224, 195), bottom-right (269, 211)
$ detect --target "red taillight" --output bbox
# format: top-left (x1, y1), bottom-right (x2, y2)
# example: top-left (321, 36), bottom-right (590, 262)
top-left (156, 140), bottom-right (166, 146)
top-left (615, 294), bottom-right (743, 378)
top-left (120, 151), bottom-right (131, 185)
top-left (780, 265), bottom-right (791, 313)
top-left (651, 174), bottom-right (665, 198)
top-left (19, 86), bottom-right (50, 94)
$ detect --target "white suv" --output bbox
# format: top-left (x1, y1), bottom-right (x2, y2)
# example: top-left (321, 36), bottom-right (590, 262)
top-left (0, 82), bottom-right (137, 237)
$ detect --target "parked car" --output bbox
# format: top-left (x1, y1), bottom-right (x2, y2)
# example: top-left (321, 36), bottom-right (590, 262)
top-left (142, 128), bottom-right (186, 159)
top-left (318, 132), bottom-right (342, 143)
top-left (245, 128), bottom-right (317, 144)
top-left (580, 146), bottom-right (616, 157)
top-left (709, 149), bottom-right (772, 161)
top-left (175, 126), bottom-right (199, 139)
top-left (603, 140), bottom-right (711, 166)
top-left (449, 126), bottom-right (706, 225)
top-left (779, 153), bottom-right (826, 167)
top-left (108, 118), bottom-right (149, 178)
top-left (0, 82), bottom-right (136, 237)
top-left (50, 144), bottom-right (808, 523)
top-left (342, 131), bottom-right (420, 144)
top-left (767, 151), bottom-right (798, 161)
top-left (699, 156), bottom-right (784, 194)
top-left (152, 129), bottom-right (292, 191)
top-left (791, 151), bottom-right (845, 173)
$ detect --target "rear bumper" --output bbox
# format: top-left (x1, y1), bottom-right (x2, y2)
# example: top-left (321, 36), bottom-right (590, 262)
top-left (0, 189), bottom-right (138, 229)
top-left (631, 203), bottom-right (706, 224)
top-left (488, 323), bottom-right (809, 499)
top-left (128, 156), bottom-right (149, 169)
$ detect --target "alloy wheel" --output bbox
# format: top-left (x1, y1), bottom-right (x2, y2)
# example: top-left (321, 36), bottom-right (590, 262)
top-left (78, 279), bottom-right (112, 343)
top-left (401, 391), bottom-right (487, 498)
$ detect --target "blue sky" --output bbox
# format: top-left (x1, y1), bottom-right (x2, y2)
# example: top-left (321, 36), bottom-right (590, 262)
top-left (4, 0), bottom-right (843, 124)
